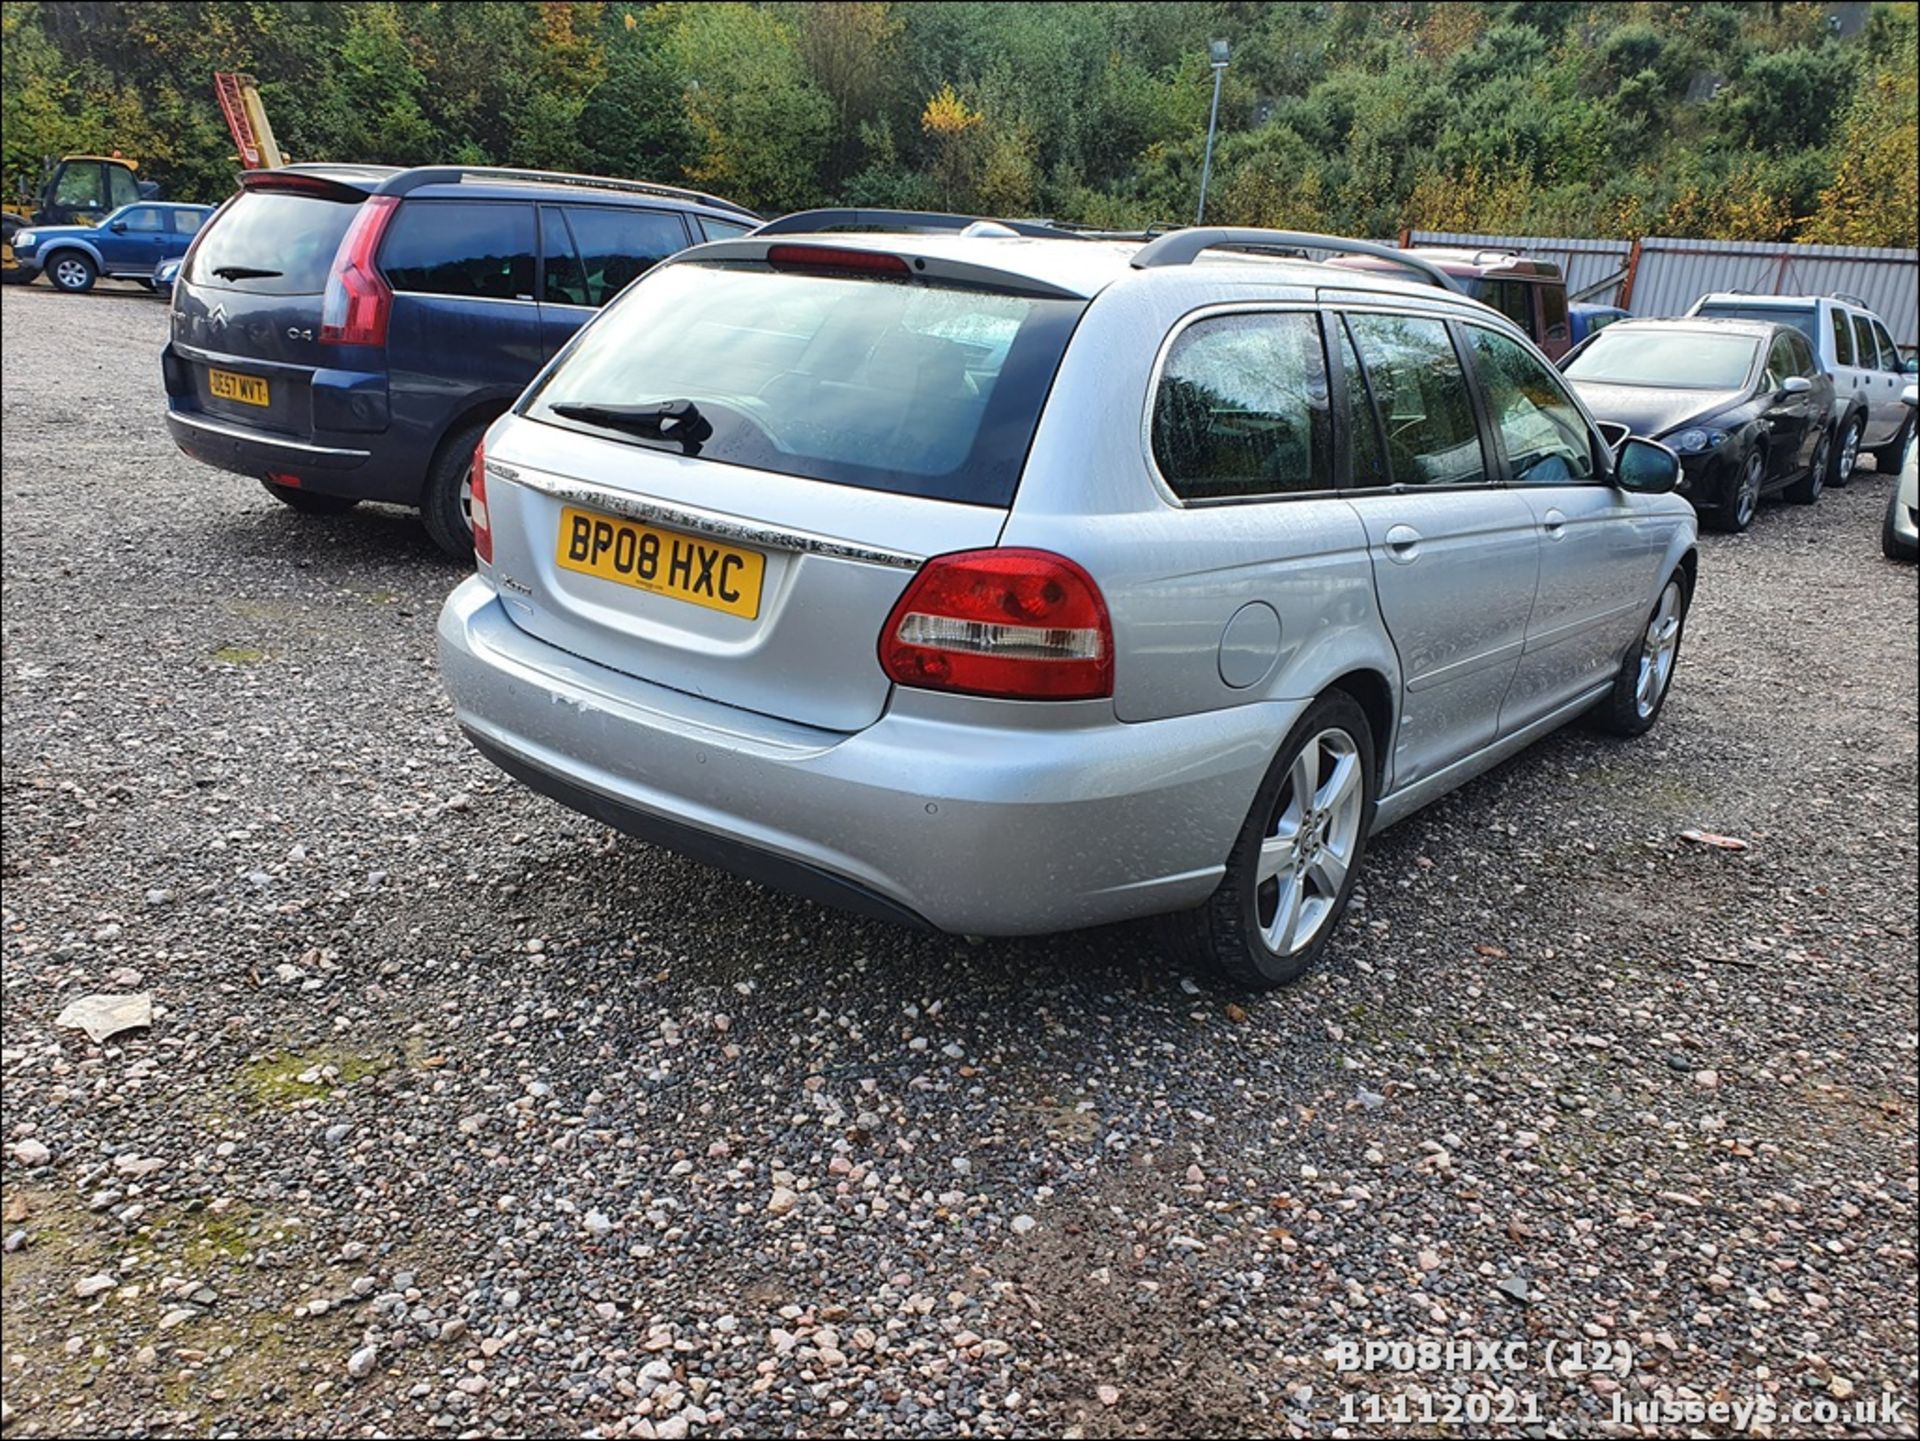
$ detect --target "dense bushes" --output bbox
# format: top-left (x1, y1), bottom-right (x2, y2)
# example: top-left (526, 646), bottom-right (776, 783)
top-left (3, 1), bottom-right (1914, 246)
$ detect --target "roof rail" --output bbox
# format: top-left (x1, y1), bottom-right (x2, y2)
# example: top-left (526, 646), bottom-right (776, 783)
top-left (1829, 291), bottom-right (1869, 308)
top-left (1130, 229), bottom-right (1467, 293)
top-left (383, 166), bottom-right (760, 219)
top-left (753, 207), bottom-right (1081, 240)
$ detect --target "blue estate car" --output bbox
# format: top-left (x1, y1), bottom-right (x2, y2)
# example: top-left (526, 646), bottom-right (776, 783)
top-left (11, 203), bottom-right (215, 293)
top-left (161, 164), bottom-right (758, 556)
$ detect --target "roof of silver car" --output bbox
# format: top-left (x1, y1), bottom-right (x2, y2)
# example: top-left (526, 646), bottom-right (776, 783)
top-left (715, 224), bottom-right (1490, 307)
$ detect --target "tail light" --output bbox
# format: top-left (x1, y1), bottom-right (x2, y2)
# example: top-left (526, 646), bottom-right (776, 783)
top-left (469, 437), bottom-right (493, 565)
top-left (766, 244), bottom-right (910, 277)
top-left (319, 195), bottom-right (399, 346)
top-left (879, 549), bottom-right (1113, 701)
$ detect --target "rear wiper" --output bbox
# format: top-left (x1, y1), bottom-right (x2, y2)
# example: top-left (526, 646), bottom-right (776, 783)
top-left (550, 399), bottom-right (714, 447)
top-left (211, 265), bottom-right (282, 281)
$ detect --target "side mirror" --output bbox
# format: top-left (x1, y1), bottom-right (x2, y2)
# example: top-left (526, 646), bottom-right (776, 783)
top-left (109, 220), bottom-right (127, 232)
top-left (1902, 384), bottom-right (1917, 409)
top-left (1594, 419), bottom-right (1631, 451)
top-left (1904, 357), bottom-right (1918, 375)
top-left (1616, 436), bottom-right (1680, 495)
top-left (1780, 375), bottom-right (1812, 395)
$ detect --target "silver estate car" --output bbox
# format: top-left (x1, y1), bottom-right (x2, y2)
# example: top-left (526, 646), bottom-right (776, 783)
top-left (438, 217), bottom-right (1696, 988)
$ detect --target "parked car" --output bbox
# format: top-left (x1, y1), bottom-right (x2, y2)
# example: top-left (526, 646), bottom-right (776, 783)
top-left (1686, 291), bottom-right (1915, 486)
top-left (436, 217), bottom-right (1695, 990)
top-left (10, 202), bottom-right (213, 293)
top-left (161, 165), bottom-right (759, 556)
top-left (1562, 317), bottom-right (1835, 533)
top-left (1885, 384), bottom-right (1918, 562)
top-left (1569, 302), bottom-right (1629, 345)
top-left (1327, 246), bottom-right (1573, 360)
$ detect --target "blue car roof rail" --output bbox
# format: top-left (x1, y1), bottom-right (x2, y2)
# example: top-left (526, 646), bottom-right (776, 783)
top-left (1130, 228), bottom-right (1467, 294)
top-left (753, 208), bottom-right (1085, 240)
top-left (383, 166), bottom-right (759, 219)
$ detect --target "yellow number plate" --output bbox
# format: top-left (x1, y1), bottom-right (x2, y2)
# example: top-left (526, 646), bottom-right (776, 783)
top-left (208, 368), bottom-right (270, 407)
top-left (555, 506), bottom-right (765, 620)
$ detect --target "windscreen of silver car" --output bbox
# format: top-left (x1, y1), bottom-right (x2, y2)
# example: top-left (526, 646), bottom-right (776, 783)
top-left (1563, 331), bottom-right (1758, 391)
top-left (523, 261), bottom-right (1086, 506)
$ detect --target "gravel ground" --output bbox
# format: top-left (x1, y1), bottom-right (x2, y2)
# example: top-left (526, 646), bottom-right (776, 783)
top-left (2, 281), bottom-right (1916, 1440)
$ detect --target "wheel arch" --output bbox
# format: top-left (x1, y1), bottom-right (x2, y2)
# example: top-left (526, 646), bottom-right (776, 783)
top-left (1325, 668), bottom-right (1396, 784)
top-left (416, 395), bottom-right (515, 503)
top-left (40, 241), bottom-right (102, 273)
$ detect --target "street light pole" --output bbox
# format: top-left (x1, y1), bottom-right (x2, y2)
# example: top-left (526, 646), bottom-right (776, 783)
top-left (1196, 39), bottom-right (1229, 225)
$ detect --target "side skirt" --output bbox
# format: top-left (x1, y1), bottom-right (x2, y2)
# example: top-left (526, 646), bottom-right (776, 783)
top-left (1370, 682), bottom-right (1611, 834)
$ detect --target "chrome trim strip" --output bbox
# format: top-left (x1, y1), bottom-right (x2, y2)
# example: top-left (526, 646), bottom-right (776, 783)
top-left (501, 468), bottom-right (925, 570)
top-left (167, 411), bottom-right (370, 461)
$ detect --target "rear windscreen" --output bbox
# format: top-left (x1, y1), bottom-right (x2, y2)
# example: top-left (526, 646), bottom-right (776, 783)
top-left (1692, 303), bottom-right (1817, 346)
top-left (185, 190), bottom-right (361, 295)
top-left (523, 261), bottom-right (1086, 506)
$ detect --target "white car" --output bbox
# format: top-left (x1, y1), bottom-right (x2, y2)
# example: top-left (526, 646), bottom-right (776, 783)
top-left (1886, 384), bottom-right (1918, 562)
top-left (1688, 292), bottom-right (1914, 487)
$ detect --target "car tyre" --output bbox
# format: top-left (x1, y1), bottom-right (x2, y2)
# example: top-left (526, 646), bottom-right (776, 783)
top-left (47, 250), bottom-right (97, 294)
top-left (1885, 490), bottom-right (1918, 562)
top-left (1870, 413), bottom-right (1915, 476)
top-left (1783, 428), bottom-right (1829, 505)
top-left (1166, 691), bottom-right (1376, 991)
top-left (1707, 449), bottom-right (1763, 533)
top-left (421, 420), bottom-right (489, 560)
top-left (261, 479), bottom-right (360, 515)
top-left (1829, 413), bottom-right (1862, 487)
top-left (1588, 571), bottom-right (1689, 738)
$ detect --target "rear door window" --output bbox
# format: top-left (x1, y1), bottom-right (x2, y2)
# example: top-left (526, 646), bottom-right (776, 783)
top-left (1871, 319), bottom-right (1900, 371)
top-left (1539, 282), bottom-right (1568, 344)
top-left (1463, 326), bottom-right (1597, 484)
top-left (1343, 312), bottom-right (1489, 487)
top-left (186, 190), bottom-right (361, 294)
top-left (1151, 312), bottom-right (1332, 500)
top-left (1851, 314), bottom-right (1876, 368)
top-left (1828, 306), bottom-right (1854, 366)
top-left (171, 209), bottom-right (205, 235)
top-left (525, 261), bottom-right (1086, 506)
top-left (561, 206), bottom-right (690, 306)
top-left (379, 200), bottom-right (536, 301)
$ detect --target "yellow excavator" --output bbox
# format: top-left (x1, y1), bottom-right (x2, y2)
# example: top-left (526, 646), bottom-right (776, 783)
top-left (2, 154), bottom-right (155, 282)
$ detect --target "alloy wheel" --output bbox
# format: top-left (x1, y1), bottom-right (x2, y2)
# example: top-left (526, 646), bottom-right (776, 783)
top-left (1254, 727), bottom-right (1365, 957)
top-left (1838, 421), bottom-right (1860, 483)
top-left (1635, 580), bottom-right (1683, 719)
top-left (53, 258), bottom-right (90, 290)
top-left (1734, 453), bottom-right (1762, 528)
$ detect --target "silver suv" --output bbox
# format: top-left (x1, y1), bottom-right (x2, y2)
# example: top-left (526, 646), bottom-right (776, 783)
top-left (1687, 291), bottom-right (1915, 485)
top-left (437, 217), bottom-right (1696, 988)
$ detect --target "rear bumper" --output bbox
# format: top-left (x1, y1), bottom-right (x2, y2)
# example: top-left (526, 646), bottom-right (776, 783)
top-left (437, 578), bottom-right (1291, 936)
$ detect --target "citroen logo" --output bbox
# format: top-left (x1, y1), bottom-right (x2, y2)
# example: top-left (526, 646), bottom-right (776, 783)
top-left (207, 304), bottom-right (228, 330)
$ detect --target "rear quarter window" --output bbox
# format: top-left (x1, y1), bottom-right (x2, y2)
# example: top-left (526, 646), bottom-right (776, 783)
top-left (379, 200), bottom-right (536, 301)
top-left (1151, 312), bottom-right (1332, 500)
top-left (1829, 306), bottom-right (1854, 365)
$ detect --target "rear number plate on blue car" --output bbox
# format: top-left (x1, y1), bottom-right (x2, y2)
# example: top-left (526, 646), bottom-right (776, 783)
top-left (208, 369), bottom-right (270, 407)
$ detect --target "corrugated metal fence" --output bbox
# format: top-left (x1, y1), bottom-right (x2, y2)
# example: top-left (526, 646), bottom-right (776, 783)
top-left (1409, 229), bottom-right (1919, 351)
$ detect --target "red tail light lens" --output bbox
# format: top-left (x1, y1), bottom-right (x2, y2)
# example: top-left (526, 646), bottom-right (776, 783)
top-left (879, 549), bottom-right (1113, 701)
top-left (468, 437), bottom-right (493, 565)
top-left (319, 194), bottom-right (399, 346)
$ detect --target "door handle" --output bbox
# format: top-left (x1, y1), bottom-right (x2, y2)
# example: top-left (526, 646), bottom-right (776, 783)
top-left (1541, 507), bottom-right (1568, 538)
top-left (1384, 524), bottom-right (1421, 563)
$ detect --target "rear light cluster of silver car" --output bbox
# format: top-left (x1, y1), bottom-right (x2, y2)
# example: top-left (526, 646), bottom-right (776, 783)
top-left (878, 548), bottom-right (1113, 701)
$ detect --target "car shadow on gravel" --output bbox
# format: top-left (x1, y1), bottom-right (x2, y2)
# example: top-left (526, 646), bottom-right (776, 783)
top-left (209, 503), bottom-right (468, 571)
